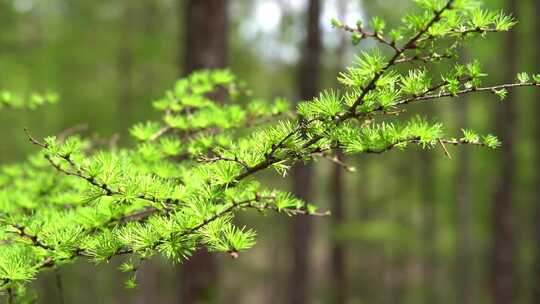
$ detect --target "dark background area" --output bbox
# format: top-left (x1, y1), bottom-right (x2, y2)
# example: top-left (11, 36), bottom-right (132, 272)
top-left (1, 0), bottom-right (539, 303)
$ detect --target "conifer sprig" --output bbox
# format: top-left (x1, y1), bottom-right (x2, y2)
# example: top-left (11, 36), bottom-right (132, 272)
top-left (1, 0), bottom-right (539, 300)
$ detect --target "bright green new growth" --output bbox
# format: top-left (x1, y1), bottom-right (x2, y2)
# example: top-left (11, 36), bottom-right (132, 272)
top-left (0, 0), bottom-right (538, 301)
top-left (0, 90), bottom-right (58, 110)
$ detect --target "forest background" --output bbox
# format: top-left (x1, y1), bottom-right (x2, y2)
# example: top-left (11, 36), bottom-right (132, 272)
top-left (0, 0), bottom-right (538, 303)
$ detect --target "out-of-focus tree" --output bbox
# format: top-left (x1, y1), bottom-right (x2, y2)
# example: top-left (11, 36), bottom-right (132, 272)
top-left (178, 1), bottom-right (229, 303)
top-left (420, 108), bottom-right (438, 304)
top-left (289, 0), bottom-right (322, 303)
top-left (134, 1), bottom-right (162, 303)
top-left (533, 0), bottom-right (540, 301)
top-left (329, 1), bottom-right (348, 303)
top-left (181, 0), bottom-right (228, 73)
top-left (455, 54), bottom-right (474, 304)
top-left (490, 0), bottom-right (518, 303)
top-left (117, 1), bottom-right (135, 129)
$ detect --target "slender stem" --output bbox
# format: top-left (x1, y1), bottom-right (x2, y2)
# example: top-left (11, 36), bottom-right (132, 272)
top-left (25, 130), bottom-right (180, 208)
top-left (232, 1), bottom-right (457, 185)
top-left (348, 0), bottom-right (455, 112)
top-left (394, 82), bottom-right (540, 107)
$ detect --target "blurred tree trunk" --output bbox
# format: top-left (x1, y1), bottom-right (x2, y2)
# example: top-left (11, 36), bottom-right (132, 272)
top-left (419, 100), bottom-right (438, 304)
top-left (137, 262), bottom-right (158, 304)
top-left (116, 4), bottom-right (136, 302)
top-left (137, 3), bottom-right (160, 303)
top-left (455, 117), bottom-right (473, 304)
top-left (141, 0), bottom-right (160, 95)
top-left (533, 0), bottom-right (540, 301)
top-left (455, 57), bottom-right (473, 304)
top-left (118, 1), bottom-right (135, 129)
top-left (289, 1), bottom-right (322, 303)
top-left (179, 1), bottom-right (228, 303)
top-left (330, 149), bottom-right (346, 304)
top-left (329, 1), bottom-right (347, 303)
top-left (420, 140), bottom-right (438, 304)
top-left (181, 0), bottom-right (228, 73)
top-left (37, 272), bottom-right (56, 304)
top-left (490, 1), bottom-right (518, 303)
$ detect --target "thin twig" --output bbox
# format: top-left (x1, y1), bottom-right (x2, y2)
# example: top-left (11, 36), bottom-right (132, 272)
top-left (311, 151), bottom-right (356, 172)
top-left (438, 138), bottom-right (452, 159)
top-left (394, 82), bottom-right (540, 107)
top-left (9, 224), bottom-right (53, 251)
top-left (348, 0), bottom-right (456, 113)
top-left (198, 154), bottom-right (250, 170)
